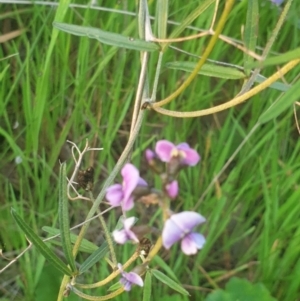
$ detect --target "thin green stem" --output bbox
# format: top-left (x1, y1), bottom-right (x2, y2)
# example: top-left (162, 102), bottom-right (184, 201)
top-left (145, 236), bottom-right (162, 262)
top-left (90, 191), bottom-right (117, 267)
top-left (130, 52), bottom-right (149, 133)
top-left (97, 209), bottom-right (118, 266)
top-left (150, 52), bottom-right (164, 102)
top-left (129, 0), bottom-right (149, 132)
top-left (70, 286), bottom-right (124, 301)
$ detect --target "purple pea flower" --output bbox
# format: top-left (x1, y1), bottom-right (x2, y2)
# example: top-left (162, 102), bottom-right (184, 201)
top-left (112, 217), bottom-right (139, 244)
top-left (162, 211), bottom-right (206, 255)
top-left (165, 180), bottom-right (178, 199)
top-left (155, 140), bottom-right (200, 166)
top-left (145, 149), bottom-right (156, 163)
top-left (106, 163), bottom-right (147, 211)
top-left (118, 264), bottom-right (144, 291)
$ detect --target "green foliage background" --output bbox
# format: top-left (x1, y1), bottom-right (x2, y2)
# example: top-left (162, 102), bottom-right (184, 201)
top-left (1, 0), bottom-right (300, 300)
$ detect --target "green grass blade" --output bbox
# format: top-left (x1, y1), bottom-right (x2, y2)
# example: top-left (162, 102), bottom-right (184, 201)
top-left (58, 163), bottom-right (77, 272)
top-left (151, 269), bottom-right (190, 296)
top-left (156, 0), bottom-right (168, 39)
top-left (168, 0), bottom-right (215, 40)
top-left (0, 64), bottom-right (10, 81)
top-left (79, 241), bottom-right (111, 274)
top-left (11, 208), bottom-right (72, 276)
top-left (244, 0), bottom-right (259, 75)
top-left (166, 61), bottom-right (246, 79)
top-left (167, 60), bottom-right (289, 89)
top-left (42, 226), bottom-right (98, 253)
top-left (254, 48), bottom-right (300, 67)
top-left (153, 255), bottom-right (179, 282)
top-left (255, 74), bottom-right (290, 92)
top-left (33, 0), bottom-right (71, 154)
top-left (107, 282), bottom-right (122, 292)
top-left (53, 22), bottom-right (160, 51)
top-left (258, 79), bottom-right (300, 124)
top-left (143, 271), bottom-right (152, 301)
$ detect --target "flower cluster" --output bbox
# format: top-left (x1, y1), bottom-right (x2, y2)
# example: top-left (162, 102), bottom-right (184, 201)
top-left (146, 140), bottom-right (200, 199)
top-left (105, 139), bottom-right (206, 291)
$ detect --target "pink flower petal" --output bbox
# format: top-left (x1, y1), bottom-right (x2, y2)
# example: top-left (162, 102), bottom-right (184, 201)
top-left (123, 217), bottom-right (136, 229)
top-left (122, 195), bottom-right (135, 211)
top-left (175, 143), bottom-right (200, 166)
top-left (155, 140), bottom-right (175, 162)
top-left (166, 180), bottom-right (179, 199)
top-left (176, 142), bottom-right (190, 150)
top-left (113, 229), bottom-right (128, 244)
top-left (119, 264), bottom-right (144, 291)
top-left (138, 177), bottom-right (148, 186)
top-left (112, 222), bottom-right (139, 244)
top-left (180, 148), bottom-right (200, 166)
top-left (162, 218), bottom-right (183, 249)
top-left (181, 233), bottom-right (205, 255)
top-left (120, 271), bottom-right (143, 291)
top-left (170, 211), bottom-right (206, 233)
top-left (120, 278), bottom-right (132, 291)
top-left (145, 149), bottom-right (156, 162)
top-left (190, 232), bottom-right (206, 249)
top-left (125, 272), bottom-right (144, 287)
top-left (106, 184), bottom-right (123, 206)
top-left (121, 163), bottom-right (140, 206)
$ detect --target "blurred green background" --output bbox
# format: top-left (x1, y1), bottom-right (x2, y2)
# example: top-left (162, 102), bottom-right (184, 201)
top-left (1, 0), bottom-right (300, 300)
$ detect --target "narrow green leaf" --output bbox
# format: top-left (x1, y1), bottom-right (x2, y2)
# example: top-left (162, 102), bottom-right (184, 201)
top-left (11, 208), bottom-right (72, 276)
top-left (42, 226), bottom-right (98, 253)
top-left (107, 281), bottom-right (122, 292)
top-left (59, 163), bottom-right (77, 272)
top-left (254, 48), bottom-right (300, 67)
top-left (138, 0), bottom-right (147, 39)
top-left (151, 269), bottom-right (190, 296)
top-left (156, 0), bottom-right (168, 39)
top-left (153, 255), bottom-right (179, 282)
top-left (244, 0), bottom-right (259, 75)
top-left (33, 0), bottom-right (71, 154)
top-left (167, 61), bottom-right (289, 91)
top-left (143, 271), bottom-right (152, 301)
top-left (255, 74), bottom-right (290, 92)
top-left (258, 79), bottom-right (300, 124)
top-left (79, 241), bottom-right (112, 274)
top-left (53, 22), bottom-right (160, 52)
top-left (0, 64), bottom-right (10, 81)
top-left (168, 0), bottom-right (215, 40)
top-left (166, 61), bottom-right (246, 80)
